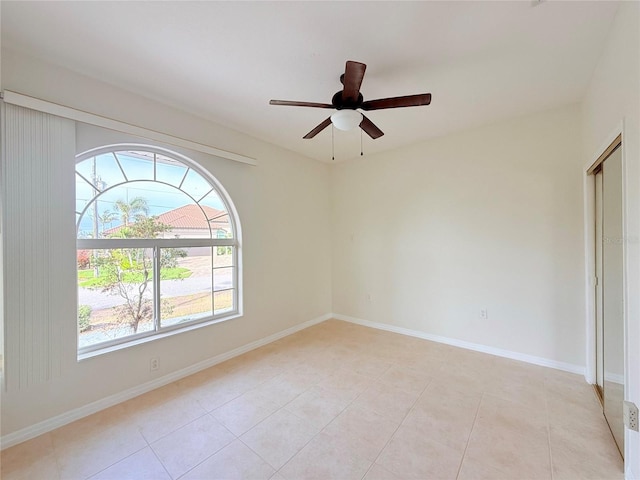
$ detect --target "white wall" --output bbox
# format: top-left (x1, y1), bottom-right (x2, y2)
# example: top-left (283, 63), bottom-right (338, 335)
top-left (582, 2), bottom-right (640, 476)
top-left (332, 104), bottom-right (586, 368)
top-left (0, 50), bottom-right (332, 437)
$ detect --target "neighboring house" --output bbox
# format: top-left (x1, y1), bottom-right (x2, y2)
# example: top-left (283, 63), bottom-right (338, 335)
top-left (103, 204), bottom-right (231, 239)
top-left (155, 204), bottom-right (231, 239)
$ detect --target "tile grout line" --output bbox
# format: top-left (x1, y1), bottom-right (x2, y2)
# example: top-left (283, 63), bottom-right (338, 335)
top-left (236, 436), bottom-right (278, 476)
top-left (544, 382), bottom-right (555, 480)
top-left (173, 427), bottom-right (240, 480)
top-left (145, 393), bottom-right (212, 445)
top-left (358, 363), bottom-right (434, 480)
top-left (81, 440), bottom-right (152, 480)
top-left (147, 440), bottom-right (174, 480)
top-left (454, 390), bottom-right (484, 480)
top-left (275, 371), bottom-right (377, 478)
top-left (49, 433), bottom-right (65, 480)
top-left (274, 360), bottom-right (403, 478)
top-left (153, 367), bottom-right (286, 479)
top-left (214, 359), bottom-right (364, 477)
top-left (232, 384), bottom-right (320, 474)
top-left (152, 411), bottom-right (238, 479)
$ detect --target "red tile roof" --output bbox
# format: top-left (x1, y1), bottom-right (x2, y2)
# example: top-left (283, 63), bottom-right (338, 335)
top-left (103, 204), bottom-right (229, 236)
top-left (155, 204), bottom-right (228, 230)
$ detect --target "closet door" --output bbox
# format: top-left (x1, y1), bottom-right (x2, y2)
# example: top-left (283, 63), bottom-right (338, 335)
top-left (601, 145), bottom-right (624, 457)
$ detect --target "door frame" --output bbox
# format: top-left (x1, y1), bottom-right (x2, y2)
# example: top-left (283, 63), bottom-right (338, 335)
top-left (584, 124), bottom-right (625, 387)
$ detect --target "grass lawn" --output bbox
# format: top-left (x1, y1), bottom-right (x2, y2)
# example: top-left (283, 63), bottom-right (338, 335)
top-left (78, 267), bottom-right (192, 288)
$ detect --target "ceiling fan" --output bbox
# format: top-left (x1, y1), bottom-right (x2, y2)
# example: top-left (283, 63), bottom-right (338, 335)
top-left (270, 60), bottom-right (432, 140)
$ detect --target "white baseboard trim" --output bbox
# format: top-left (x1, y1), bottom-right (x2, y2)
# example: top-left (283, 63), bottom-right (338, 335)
top-left (0, 313), bottom-right (332, 450)
top-left (333, 313), bottom-right (586, 376)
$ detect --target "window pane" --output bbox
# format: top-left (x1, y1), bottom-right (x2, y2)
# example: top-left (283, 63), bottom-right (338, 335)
top-left (210, 213), bottom-right (232, 239)
top-left (115, 151), bottom-right (155, 181)
top-left (214, 267), bottom-right (234, 292)
top-left (214, 289), bottom-right (234, 315)
top-left (181, 169), bottom-right (212, 200)
top-left (77, 153), bottom-right (127, 188)
top-left (200, 190), bottom-right (233, 238)
top-left (159, 247), bottom-right (213, 328)
top-left (199, 189), bottom-right (225, 209)
top-left (75, 156), bottom-right (96, 182)
top-left (78, 248), bottom-right (155, 349)
top-left (78, 195), bottom-right (123, 239)
top-left (213, 246), bottom-right (234, 268)
top-left (76, 173), bottom-right (95, 210)
top-left (102, 153), bottom-right (128, 186)
top-left (156, 154), bottom-right (188, 187)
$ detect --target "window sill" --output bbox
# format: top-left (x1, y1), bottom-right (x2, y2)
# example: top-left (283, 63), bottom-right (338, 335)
top-left (77, 312), bottom-right (242, 361)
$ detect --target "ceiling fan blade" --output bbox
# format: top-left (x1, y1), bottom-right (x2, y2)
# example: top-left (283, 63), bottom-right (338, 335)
top-left (303, 117), bottom-right (332, 139)
top-left (270, 100), bottom-right (334, 109)
top-left (360, 115), bottom-right (384, 139)
top-left (342, 61), bottom-right (367, 103)
top-left (361, 93), bottom-right (432, 111)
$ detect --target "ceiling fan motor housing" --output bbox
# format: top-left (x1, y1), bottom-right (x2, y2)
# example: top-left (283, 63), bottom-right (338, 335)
top-left (332, 91), bottom-right (363, 110)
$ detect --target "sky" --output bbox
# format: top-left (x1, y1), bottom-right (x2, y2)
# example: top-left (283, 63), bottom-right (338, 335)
top-left (76, 150), bottom-right (227, 237)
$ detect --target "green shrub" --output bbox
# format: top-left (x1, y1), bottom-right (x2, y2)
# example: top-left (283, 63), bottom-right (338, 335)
top-left (78, 305), bottom-right (92, 332)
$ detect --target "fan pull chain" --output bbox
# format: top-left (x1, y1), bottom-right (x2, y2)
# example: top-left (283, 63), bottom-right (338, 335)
top-left (360, 128), bottom-right (363, 156)
top-left (332, 125), bottom-right (335, 161)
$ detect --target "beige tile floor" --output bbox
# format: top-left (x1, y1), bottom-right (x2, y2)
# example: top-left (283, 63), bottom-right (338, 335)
top-left (1, 320), bottom-right (624, 480)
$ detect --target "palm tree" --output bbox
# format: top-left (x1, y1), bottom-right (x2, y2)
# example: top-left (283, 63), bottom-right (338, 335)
top-left (98, 209), bottom-right (117, 234)
top-left (114, 197), bottom-right (149, 226)
top-left (113, 197), bottom-right (150, 267)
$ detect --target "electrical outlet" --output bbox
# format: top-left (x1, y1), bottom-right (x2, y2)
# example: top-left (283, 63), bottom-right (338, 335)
top-left (624, 401), bottom-right (639, 431)
top-left (150, 357), bottom-right (159, 372)
top-left (479, 309), bottom-right (488, 320)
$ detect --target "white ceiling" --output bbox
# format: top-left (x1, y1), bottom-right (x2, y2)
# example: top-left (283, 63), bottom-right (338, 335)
top-left (1, 1), bottom-right (619, 162)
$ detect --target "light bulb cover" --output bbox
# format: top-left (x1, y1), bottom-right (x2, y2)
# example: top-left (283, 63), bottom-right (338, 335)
top-left (331, 109), bottom-right (363, 131)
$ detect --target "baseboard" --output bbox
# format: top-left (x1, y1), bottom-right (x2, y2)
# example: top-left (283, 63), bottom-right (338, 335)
top-left (333, 313), bottom-right (585, 376)
top-left (0, 313), bottom-right (332, 450)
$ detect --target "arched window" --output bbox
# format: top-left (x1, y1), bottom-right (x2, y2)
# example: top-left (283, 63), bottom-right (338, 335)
top-left (76, 145), bottom-right (240, 354)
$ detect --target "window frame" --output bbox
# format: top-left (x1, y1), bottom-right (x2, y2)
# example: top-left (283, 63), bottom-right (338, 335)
top-left (75, 144), bottom-right (241, 357)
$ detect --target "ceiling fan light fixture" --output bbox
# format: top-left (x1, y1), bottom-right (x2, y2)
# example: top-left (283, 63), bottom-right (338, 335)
top-left (331, 109), bottom-right (363, 131)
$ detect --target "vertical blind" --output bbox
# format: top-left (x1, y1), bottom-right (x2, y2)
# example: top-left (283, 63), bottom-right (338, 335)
top-left (2, 103), bottom-right (76, 390)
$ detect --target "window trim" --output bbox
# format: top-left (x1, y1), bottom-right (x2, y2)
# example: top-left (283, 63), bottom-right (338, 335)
top-left (78, 310), bottom-right (242, 360)
top-left (76, 144), bottom-right (242, 358)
